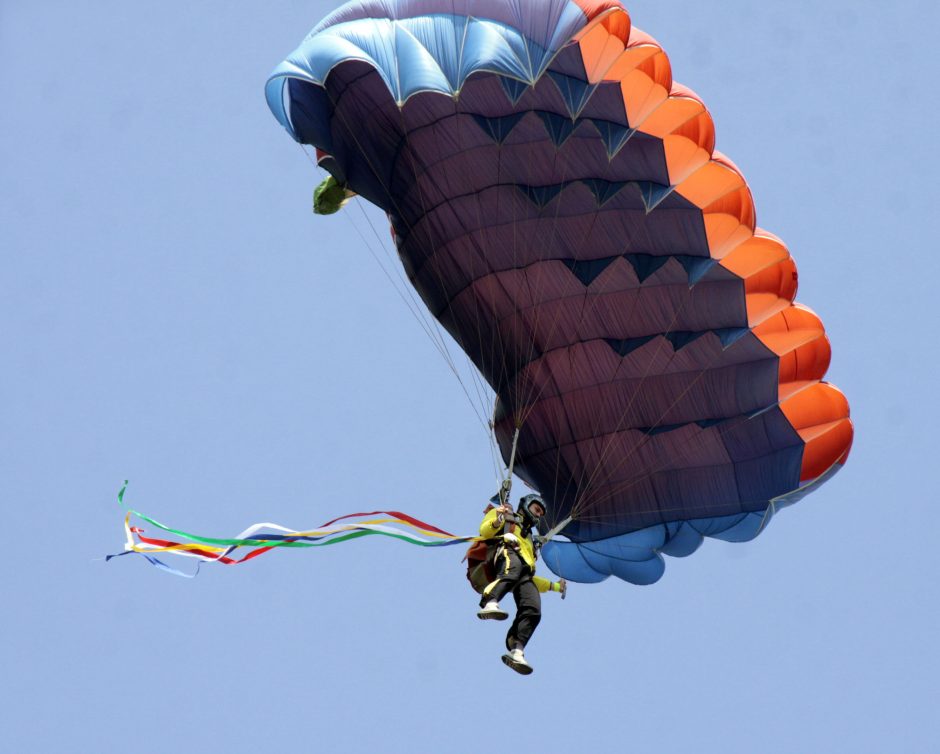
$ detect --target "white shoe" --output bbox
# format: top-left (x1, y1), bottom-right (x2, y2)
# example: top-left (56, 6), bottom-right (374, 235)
top-left (477, 601), bottom-right (508, 621)
top-left (501, 647), bottom-right (533, 675)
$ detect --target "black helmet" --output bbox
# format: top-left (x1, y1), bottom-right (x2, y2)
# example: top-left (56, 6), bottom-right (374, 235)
top-left (517, 494), bottom-right (547, 527)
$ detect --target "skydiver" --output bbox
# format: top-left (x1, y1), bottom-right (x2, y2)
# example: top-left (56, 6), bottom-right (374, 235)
top-left (476, 493), bottom-right (566, 675)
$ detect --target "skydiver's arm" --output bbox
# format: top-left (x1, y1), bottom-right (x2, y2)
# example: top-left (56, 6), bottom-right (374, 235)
top-left (533, 576), bottom-right (566, 595)
top-left (479, 504), bottom-right (517, 538)
top-left (480, 507), bottom-right (509, 537)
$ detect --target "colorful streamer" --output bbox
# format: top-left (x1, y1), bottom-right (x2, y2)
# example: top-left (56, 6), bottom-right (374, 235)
top-left (108, 482), bottom-right (480, 577)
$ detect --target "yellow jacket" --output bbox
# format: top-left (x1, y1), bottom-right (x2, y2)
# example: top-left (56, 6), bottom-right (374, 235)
top-left (478, 507), bottom-right (562, 594)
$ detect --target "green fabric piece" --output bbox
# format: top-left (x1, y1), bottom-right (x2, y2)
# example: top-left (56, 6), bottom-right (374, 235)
top-left (313, 175), bottom-right (353, 214)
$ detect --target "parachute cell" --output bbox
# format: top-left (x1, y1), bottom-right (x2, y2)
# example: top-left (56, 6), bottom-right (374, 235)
top-left (268, 0), bottom-right (853, 584)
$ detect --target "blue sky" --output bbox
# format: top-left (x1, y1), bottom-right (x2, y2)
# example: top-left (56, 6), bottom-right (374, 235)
top-left (3, 1), bottom-right (938, 751)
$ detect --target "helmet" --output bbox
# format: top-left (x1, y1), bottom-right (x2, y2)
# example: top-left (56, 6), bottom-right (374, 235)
top-left (517, 494), bottom-right (547, 527)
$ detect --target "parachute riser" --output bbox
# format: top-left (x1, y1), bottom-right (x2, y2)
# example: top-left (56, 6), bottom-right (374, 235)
top-left (497, 426), bottom-right (522, 506)
top-left (495, 427), bottom-right (570, 543)
top-left (539, 516), bottom-right (572, 546)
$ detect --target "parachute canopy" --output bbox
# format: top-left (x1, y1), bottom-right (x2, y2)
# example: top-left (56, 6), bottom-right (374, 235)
top-left (267, 0), bottom-right (853, 585)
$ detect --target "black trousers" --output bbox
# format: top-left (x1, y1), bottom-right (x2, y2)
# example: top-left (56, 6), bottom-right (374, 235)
top-left (480, 547), bottom-right (542, 649)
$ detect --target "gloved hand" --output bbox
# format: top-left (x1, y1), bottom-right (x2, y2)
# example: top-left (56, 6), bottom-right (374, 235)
top-left (502, 531), bottom-right (520, 549)
top-left (558, 578), bottom-right (567, 599)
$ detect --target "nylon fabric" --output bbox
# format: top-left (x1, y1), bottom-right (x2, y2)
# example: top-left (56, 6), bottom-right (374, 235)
top-left (110, 484), bottom-right (483, 578)
top-left (260, 0), bottom-right (854, 586)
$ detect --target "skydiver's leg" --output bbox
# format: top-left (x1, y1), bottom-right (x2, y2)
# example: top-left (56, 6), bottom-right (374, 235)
top-left (505, 576), bottom-right (541, 649)
top-left (479, 547), bottom-right (523, 607)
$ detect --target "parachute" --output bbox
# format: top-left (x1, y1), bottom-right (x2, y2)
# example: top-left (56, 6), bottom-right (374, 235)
top-left (264, 0), bottom-right (853, 585)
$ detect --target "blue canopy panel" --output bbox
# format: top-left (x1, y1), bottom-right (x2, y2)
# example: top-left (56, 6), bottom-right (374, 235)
top-left (541, 460), bottom-right (846, 585)
top-left (265, 0), bottom-right (597, 145)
